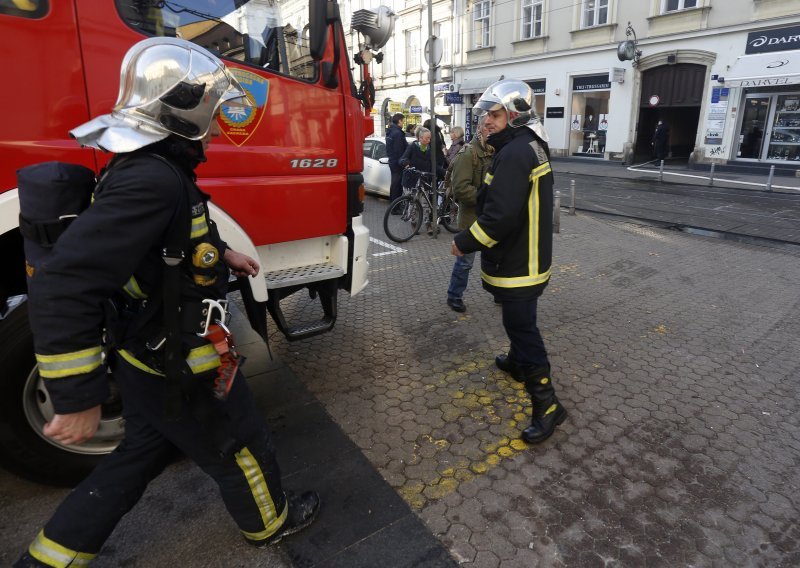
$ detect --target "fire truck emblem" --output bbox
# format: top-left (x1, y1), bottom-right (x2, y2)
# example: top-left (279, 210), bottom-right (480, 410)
top-left (219, 68), bottom-right (268, 147)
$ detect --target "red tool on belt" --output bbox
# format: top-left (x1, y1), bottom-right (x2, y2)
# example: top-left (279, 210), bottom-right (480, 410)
top-left (199, 299), bottom-right (242, 401)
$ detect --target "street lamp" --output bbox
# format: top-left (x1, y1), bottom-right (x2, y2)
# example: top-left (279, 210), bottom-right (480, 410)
top-left (617, 22), bottom-right (642, 65)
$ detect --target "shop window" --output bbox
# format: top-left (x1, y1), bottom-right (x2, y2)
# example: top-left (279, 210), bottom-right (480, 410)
top-left (768, 95), bottom-right (800, 161)
top-left (521, 0), bottom-right (543, 40)
top-left (581, 0), bottom-right (608, 28)
top-left (569, 92), bottom-right (610, 157)
top-left (662, 0), bottom-right (697, 13)
top-left (115, 0), bottom-right (316, 82)
top-left (0, 0), bottom-right (48, 18)
top-left (472, 0), bottom-right (492, 49)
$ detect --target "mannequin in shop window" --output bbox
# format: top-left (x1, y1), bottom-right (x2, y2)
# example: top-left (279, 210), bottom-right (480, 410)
top-left (582, 109), bottom-right (598, 153)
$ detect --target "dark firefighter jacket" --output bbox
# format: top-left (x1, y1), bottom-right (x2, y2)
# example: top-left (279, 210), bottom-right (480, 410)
top-left (453, 125), bottom-right (553, 301)
top-left (27, 139), bottom-right (230, 414)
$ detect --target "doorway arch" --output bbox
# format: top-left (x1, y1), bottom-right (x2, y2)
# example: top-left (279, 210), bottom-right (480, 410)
top-left (631, 51), bottom-right (716, 163)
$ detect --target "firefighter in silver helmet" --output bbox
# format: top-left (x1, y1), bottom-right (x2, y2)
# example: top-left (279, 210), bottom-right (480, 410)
top-left (451, 79), bottom-right (568, 445)
top-left (16, 37), bottom-right (319, 568)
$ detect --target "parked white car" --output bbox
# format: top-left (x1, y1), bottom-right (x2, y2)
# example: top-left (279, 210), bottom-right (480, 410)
top-left (362, 136), bottom-right (391, 197)
top-left (362, 136), bottom-right (416, 198)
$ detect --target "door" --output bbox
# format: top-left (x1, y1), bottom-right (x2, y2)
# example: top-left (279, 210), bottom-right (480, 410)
top-left (736, 96), bottom-right (770, 160)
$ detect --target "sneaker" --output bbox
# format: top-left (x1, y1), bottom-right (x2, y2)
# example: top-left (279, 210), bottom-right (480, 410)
top-left (447, 298), bottom-right (466, 313)
top-left (249, 491), bottom-right (320, 547)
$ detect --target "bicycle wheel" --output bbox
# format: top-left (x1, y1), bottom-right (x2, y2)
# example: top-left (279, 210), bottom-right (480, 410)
top-left (384, 195), bottom-right (423, 243)
top-left (441, 195), bottom-right (460, 233)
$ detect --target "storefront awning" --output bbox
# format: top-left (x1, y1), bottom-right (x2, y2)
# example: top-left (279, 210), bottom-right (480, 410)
top-left (458, 76), bottom-right (502, 94)
top-left (724, 51), bottom-right (800, 87)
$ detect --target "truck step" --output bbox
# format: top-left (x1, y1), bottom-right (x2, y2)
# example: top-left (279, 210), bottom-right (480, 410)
top-left (264, 263), bottom-right (344, 290)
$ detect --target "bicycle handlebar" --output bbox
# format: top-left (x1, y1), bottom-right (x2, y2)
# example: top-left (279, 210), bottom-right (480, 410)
top-left (404, 167), bottom-right (433, 177)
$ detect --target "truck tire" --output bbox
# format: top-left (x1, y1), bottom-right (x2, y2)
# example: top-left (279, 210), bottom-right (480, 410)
top-left (0, 301), bottom-right (125, 487)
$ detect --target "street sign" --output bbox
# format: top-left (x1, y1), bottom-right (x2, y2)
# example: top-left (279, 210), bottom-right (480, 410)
top-left (444, 93), bottom-right (463, 105)
top-left (424, 36), bottom-right (443, 67)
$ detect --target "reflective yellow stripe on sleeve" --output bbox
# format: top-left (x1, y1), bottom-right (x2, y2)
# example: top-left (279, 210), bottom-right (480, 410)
top-left (529, 162), bottom-right (552, 180)
top-left (190, 215), bottom-right (209, 239)
top-left (36, 347), bottom-right (103, 379)
top-left (28, 530), bottom-right (96, 568)
top-left (236, 447), bottom-right (288, 541)
top-left (483, 172), bottom-right (494, 185)
top-left (469, 221), bottom-right (498, 248)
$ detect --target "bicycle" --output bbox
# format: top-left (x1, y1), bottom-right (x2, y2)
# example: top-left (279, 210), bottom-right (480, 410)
top-left (383, 168), bottom-right (459, 243)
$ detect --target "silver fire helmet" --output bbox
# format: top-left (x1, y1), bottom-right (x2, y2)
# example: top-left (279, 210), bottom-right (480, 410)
top-left (70, 37), bottom-right (252, 153)
top-left (473, 79), bottom-right (535, 128)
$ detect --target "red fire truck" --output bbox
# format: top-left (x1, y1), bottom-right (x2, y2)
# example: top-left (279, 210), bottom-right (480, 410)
top-left (0, 0), bottom-right (392, 485)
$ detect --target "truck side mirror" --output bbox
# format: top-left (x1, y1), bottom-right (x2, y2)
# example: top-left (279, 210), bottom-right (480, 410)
top-left (309, 0), bottom-right (330, 61)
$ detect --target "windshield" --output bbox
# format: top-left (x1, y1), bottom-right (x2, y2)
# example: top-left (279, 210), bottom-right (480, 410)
top-left (116, 0), bottom-right (316, 81)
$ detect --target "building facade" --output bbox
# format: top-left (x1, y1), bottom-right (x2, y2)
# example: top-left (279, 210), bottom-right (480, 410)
top-left (351, 0), bottom-right (800, 168)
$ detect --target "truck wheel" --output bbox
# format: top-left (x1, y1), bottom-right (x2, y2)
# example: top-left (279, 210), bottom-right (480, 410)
top-left (0, 301), bottom-right (125, 487)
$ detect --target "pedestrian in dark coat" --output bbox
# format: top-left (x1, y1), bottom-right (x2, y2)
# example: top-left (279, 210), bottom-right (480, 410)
top-left (399, 126), bottom-right (445, 181)
top-left (423, 118), bottom-right (447, 163)
top-left (385, 113), bottom-right (409, 201)
top-left (652, 120), bottom-right (669, 160)
top-left (445, 125), bottom-right (466, 165)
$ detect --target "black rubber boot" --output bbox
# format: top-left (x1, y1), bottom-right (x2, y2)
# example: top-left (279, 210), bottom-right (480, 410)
top-left (495, 353), bottom-right (524, 382)
top-left (248, 490), bottom-right (321, 547)
top-left (520, 366), bottom-right (567, 444)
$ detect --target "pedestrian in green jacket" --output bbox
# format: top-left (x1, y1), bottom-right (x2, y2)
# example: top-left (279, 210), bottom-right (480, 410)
top-left (446, 115), bottom-right (493, 313)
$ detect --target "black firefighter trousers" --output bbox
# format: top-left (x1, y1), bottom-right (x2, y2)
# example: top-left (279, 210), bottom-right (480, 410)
top-left (22, 358), bottom-right (286, 566)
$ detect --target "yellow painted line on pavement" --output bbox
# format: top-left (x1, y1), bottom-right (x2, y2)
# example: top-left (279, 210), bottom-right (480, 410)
top-left (395, 356), bottom-right (533, 510)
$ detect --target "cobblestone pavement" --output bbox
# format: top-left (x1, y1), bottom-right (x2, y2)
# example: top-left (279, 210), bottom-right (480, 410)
top-left (271, 194), bottom-right (800, 567)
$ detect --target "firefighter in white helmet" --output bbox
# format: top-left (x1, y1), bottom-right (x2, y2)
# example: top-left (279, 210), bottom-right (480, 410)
top-left (16, 37), bottom-right (319, 567)
top-left (451, 79), bottom-right (567, 444)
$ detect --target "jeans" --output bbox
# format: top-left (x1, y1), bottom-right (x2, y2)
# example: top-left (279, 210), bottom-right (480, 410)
top-left (501, 297), bottom-right (550, 369)
top-left (447, 252), bottom-right (475, 301)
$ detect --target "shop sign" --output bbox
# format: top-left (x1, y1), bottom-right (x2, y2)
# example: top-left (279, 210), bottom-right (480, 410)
top-left (465, 109), bottom-right (473, 142)
top-left (409, 105), bottom-right (423, 113)
top-left (610, 67), bottom-right (626, 83)
top-left (444, 93), bottom-right (463, 105)
top-left (572, 74), bottom-right (611, 91)
top-left (525, 80), bottom-right (546, 94)
top-left (704, 87), bottom-right (729, 146)
top-left (746, 24), bottom-right (800, 55)
top-left (388, 101), bottom-right (403, 113)
top-left (546, 107), bottom-right (565, 119)
top-left (434, 83), bottom-right (454, 92)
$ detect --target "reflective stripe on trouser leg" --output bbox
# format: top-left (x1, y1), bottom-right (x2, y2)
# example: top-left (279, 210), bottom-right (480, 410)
top-left (27, 530), bottom-right (96, 567)
top-left (114, 362), bottom-right (289, 542)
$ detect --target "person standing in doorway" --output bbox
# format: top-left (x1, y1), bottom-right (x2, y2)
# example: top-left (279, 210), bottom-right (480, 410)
top-left (386, 113), bottom-right (409, 202)
top-left (652, 120), bottom-right (669, 161)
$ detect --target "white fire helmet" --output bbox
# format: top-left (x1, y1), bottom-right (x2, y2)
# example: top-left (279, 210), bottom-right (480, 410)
top-left (70, 37), bottom-right (252, 153)
top-left (473, 79), bottom-right (535, 128)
